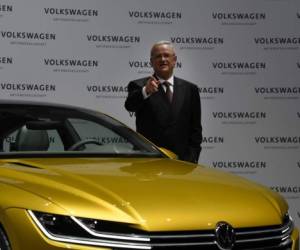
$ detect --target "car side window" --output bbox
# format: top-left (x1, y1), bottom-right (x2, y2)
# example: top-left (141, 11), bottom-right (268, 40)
top-left (2, 127), bottom-right (64, 152)
top-left (1, 118), bottom-right (152, 154)
top-left (68, 118), bottom-right (135, 153)
top-left (45, 130), bottom-right (64, 151)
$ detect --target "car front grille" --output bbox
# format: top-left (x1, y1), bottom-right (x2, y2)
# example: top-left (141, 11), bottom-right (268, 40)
top-left (143, 225), bottom-right (293, 249)
top-left (112, 217), bottom-right (294, 250)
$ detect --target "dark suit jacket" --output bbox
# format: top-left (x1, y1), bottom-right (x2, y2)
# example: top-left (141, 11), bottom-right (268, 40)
top-left (125, 76), bottom-right (202, 163)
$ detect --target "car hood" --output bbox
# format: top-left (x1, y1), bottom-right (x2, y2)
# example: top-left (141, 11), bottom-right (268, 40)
top-left (0, 157), bottom-right (287, 231)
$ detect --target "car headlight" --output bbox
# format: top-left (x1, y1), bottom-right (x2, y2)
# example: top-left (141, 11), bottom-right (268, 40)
top-left (28, 210), bottom-right (150, 249)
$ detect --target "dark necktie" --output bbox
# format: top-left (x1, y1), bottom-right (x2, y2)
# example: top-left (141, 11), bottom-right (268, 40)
top-left (162, 81), bottom-right (173, 103)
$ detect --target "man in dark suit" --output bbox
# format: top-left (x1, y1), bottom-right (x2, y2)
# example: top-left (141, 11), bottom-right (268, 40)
top-left (125, 41), bottom-right (202, 163)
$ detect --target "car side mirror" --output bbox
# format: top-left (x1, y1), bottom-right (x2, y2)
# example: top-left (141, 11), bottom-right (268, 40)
top-left (159, 147), bottom-right (178, 160)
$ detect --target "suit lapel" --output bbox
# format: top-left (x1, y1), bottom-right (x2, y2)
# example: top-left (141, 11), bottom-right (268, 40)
top-left (171, 77), bottom-right (185, 118)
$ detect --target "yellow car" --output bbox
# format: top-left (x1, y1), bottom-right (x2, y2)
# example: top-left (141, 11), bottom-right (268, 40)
top-left (0, 101), bottom-right (298, 250)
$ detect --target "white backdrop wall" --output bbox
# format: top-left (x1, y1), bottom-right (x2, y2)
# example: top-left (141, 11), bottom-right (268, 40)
top-left (0, 0), bottom-right (299, 229)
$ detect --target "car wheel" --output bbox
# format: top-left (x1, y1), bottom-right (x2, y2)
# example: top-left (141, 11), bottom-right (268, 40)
top-left (0, 226), bottom-right (11, 250)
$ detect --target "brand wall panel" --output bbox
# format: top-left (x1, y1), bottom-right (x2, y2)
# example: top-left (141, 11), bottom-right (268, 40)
top-left (0, 0), bottom-right (299, 228)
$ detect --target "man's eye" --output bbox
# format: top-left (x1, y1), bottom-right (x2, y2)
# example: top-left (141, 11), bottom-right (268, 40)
top-left (155, 54), bottom-right (172, 59)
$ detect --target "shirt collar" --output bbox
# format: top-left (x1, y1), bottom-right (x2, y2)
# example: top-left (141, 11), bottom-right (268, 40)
top-left (156, 75), bottom-right (174, 86)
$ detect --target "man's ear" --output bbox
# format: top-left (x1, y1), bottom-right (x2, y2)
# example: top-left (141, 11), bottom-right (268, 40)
top-left (171, 55), bottom-right (177, 67)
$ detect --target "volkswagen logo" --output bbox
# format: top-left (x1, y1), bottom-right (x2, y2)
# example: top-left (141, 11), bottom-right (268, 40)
top-left (215, 221), bottom-right (236, 250)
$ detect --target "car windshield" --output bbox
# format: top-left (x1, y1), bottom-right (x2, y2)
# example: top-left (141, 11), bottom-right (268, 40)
top-left (0, 104), bottom-right (163, 158)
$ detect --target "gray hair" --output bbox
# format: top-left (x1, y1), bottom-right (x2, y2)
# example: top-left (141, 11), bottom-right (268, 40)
top-left (150, 40), bottom-right (176, 58)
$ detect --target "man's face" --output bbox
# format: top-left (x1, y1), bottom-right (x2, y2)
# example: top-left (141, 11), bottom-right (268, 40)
top-left (150, 44), bottom-right (177, 80)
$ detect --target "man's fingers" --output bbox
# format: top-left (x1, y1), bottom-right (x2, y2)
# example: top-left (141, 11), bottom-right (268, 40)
top-left (146, 77), bottom-right (160, 94)
top-left (150, 76), bottom-right (160, 86)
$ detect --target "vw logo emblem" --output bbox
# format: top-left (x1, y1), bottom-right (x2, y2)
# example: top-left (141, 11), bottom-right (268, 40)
top-left (215, 221), bottom-right (236, 250)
